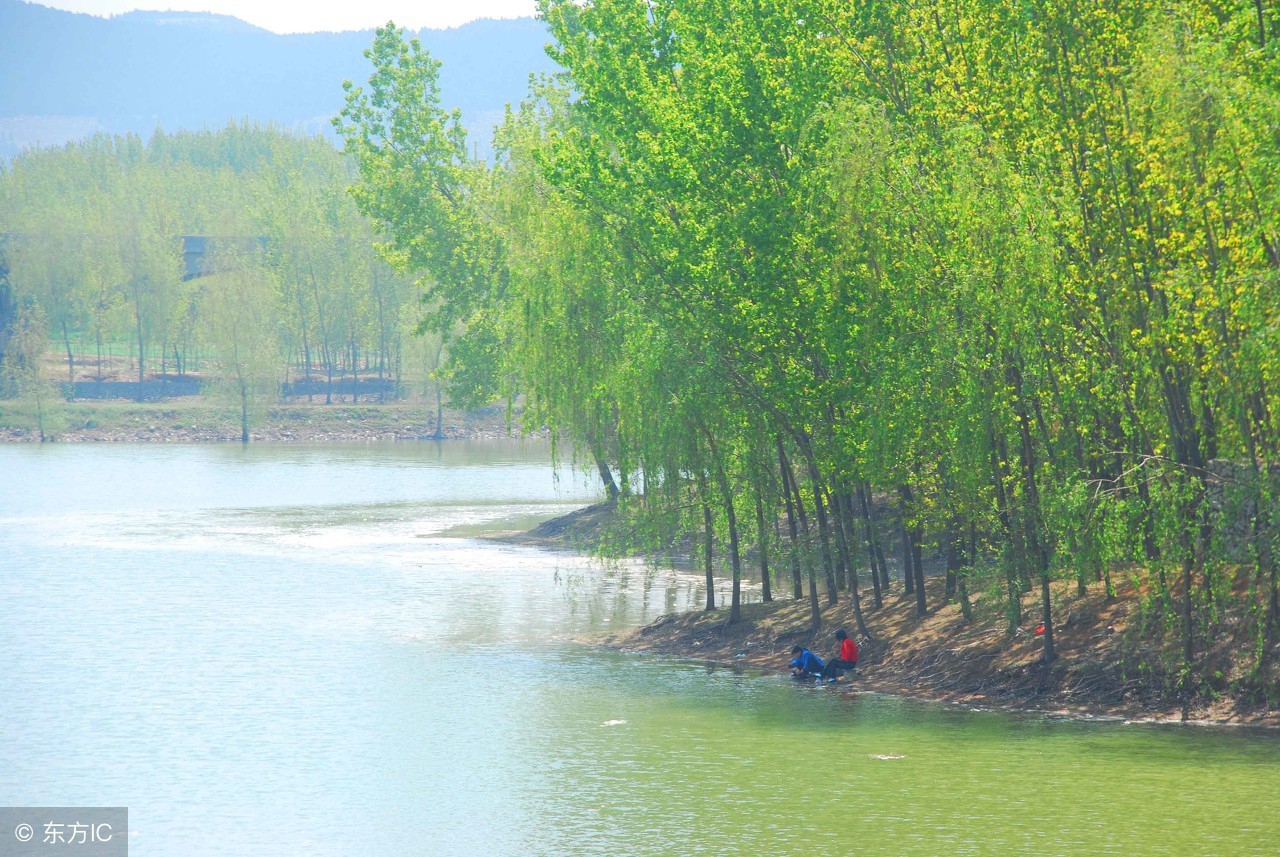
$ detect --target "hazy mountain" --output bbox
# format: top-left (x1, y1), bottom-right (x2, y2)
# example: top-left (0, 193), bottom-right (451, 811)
top-left (0, 0), bottom-right (559, 158)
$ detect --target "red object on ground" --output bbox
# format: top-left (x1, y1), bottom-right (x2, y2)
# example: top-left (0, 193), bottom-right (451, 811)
top-left (1034, 624), bottom-right (1045, 635)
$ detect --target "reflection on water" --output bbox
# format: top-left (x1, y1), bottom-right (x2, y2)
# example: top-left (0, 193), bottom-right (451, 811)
top-left (2, 442), bottom-right (1278, 856)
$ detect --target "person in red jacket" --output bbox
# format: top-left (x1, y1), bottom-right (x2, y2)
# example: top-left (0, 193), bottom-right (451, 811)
top-left (822, 628), bottom-right (858, 681)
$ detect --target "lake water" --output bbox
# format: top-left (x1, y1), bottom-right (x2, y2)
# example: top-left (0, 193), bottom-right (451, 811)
top-left (2, 442), bottom-right (1279, 856)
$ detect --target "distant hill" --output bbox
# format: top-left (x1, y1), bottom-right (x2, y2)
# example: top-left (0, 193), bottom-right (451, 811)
top-left (0, 0), bottom-right (559, 158)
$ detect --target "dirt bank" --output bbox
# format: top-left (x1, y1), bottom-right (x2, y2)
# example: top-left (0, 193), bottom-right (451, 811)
top-left (509, 504), bottom-right (1280, 728)
top-left (0, 401), bottom-right (532, 443)
top-left (601, 583), bottom-right (1280, 727)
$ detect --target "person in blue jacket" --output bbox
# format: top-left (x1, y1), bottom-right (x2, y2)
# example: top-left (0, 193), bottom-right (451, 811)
top-left (789, 645), bottom-right (824, 679)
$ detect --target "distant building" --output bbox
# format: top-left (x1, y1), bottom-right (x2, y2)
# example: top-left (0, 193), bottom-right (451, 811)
top-left (180, 235), bottom-right (269, 280)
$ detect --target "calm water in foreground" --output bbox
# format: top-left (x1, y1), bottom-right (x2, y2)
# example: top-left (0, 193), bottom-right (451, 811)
top-left (2, 442), bottom-right (1279, 856)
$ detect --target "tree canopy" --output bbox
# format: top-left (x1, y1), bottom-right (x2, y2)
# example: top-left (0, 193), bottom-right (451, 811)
top-left (338, 0), bottom-right (1280, 699)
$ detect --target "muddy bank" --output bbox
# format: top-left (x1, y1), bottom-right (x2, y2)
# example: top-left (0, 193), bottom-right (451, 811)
top-left (509, 505), bottom-right (1280, 728)
top-left (486, 501), bottom-right (619, 549)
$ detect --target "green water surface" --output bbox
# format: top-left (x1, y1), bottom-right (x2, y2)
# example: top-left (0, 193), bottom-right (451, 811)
top-left (1, 442), bottom-right (1276, 856)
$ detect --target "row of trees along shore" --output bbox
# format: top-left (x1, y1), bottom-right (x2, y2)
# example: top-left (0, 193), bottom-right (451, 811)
top-left (0, 125), bottom-right (450, 440)
top-left (337, 0), bottom-right (1280, 701)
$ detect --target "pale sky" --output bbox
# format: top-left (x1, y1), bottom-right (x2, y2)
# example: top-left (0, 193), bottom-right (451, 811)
top-left (32, 0), bottom-right (539, 33)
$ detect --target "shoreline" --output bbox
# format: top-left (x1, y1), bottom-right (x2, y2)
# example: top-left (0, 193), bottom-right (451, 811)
top-left (0, 400), bottom-right (533, 443)
top-left (602, 601), bottom-right (1280, 730)
top-left (506, 504), bottom-right (1280, 729)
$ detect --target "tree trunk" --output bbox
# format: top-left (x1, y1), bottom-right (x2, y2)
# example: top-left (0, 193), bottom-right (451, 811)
top-left (836, 490), bottom-right (873, 640)
top-left (309, 268), bottom-right (333, 405)
top-left (836, 492), bottom-right (857, 596)
top-left (990, 427), bottom-right (1024, 631)
top-left (1040, 570), bottom-right (1056, 664)
top-left (831, 490), bottom-right (853, 596)
top-left (61, 319), bottom-right (74, 390)
top-left (700, 476), bottom-right (716, 612)
top-left (302, 331), bottom-right (312, 383)
top-left (1007, 362), bottom-right (1054, 662)
top-left (375, 287), bottom-right (388, 403)
top-left (800, 448), bottom-right (838, 606)
top-left (777, 436), bottom-right (804, 599)
top-left (856, 481), bottom-right (885, 608)
top-left (240, 382), bottom-right (250, 443)
top-left (1243, 421), bottom-right (1277, 666)
top-left (755, 487), bottom-right (772, 603)
top-left (137, 335), bottom-right (145, 397)
top-left (34, 384), bottom-right (47, 442)
top-left (1180, 545), bottom-right (1196, 667)
top-left (1269, 537), bottom-right (1278, 667)
top-left (696, 470), bottom-right (716, 611)
top-left (786, 456), bottom-right (821, 629)
top-left (434, 384), bottom-right (444, 440)
top-left (349, 337), bottom-right (359, 403)
top-left (1137, 467), bottom-right (1161, 561)
top-left (899, 484), bottom-right (927, 617)
top-left (912, 526), bottom-right (925, 611)
top-left (900, 509), bottom-right (914, 596)
top-left (866, 484), bottom-right (890, 593)
top-left (706, 432), bottom-right (742, 623)
top-left (590, 435), bottom-right (620, 503)
top-left (944, 516), bottom-right (960, 600)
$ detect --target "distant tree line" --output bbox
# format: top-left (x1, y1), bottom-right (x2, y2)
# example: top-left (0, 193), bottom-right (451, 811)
top-left (338, 0), bottom-right (1280, 703)
top-left (0, 124), bottom-right (449, 438)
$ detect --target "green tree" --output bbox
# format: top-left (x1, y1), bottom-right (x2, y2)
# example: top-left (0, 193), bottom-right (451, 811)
top-left (199, 255), bottom-right (281, 442)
